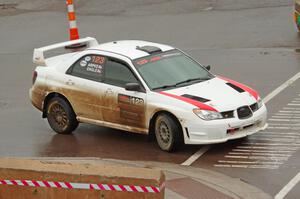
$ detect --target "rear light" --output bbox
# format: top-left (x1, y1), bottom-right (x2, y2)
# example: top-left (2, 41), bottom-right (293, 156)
top-left (32, 71), bottom-right (37, 85)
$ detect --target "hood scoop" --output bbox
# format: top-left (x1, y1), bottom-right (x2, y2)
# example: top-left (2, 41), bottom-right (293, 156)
top-left (226, 82), bottom-right (245, 93)
top-left (181, 94), bottom-right (210, 103)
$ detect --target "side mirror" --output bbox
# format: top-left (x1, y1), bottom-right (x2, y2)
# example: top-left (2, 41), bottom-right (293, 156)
top-left (205, 65), bottom-right (211, 71)
top-left (125, 83), bottom-right (141, 92)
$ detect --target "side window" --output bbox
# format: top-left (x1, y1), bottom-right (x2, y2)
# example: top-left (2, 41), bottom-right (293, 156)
top-left (67, 55), bottom-right (106, 82)
top-left (105, 58), bottom-right (138, 87)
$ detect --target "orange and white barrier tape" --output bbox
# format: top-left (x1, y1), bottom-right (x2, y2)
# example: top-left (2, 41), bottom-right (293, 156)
top-left (0, 179), bottom-right (164, 193)
top-left (66, 0), bottom-right (80, 40)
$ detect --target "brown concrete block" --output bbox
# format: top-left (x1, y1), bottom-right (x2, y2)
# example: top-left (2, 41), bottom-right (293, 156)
top-left (296, 0), bottom-right (300, 13)
top-left (0, 158), bottom-right (165, 199)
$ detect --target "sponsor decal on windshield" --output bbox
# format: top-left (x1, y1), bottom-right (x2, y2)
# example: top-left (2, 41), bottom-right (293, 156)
top-left (134, 51), bottom-right (181, 66)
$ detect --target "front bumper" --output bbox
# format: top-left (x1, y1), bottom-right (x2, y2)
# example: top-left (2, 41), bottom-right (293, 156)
top-left (183, 104), bottom-right (268, 145)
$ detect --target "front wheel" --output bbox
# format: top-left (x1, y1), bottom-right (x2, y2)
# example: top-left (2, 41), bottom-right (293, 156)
top-left (46, 97), bottom-right (78, 134)
top-left (154, 113), bottom-right (182, 152)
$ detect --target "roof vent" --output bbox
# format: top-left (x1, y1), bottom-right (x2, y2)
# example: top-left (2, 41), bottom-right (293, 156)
top-left (136, 46), bottom-right (162, 54)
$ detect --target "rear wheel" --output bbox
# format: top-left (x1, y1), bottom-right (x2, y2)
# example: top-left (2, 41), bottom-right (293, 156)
top-left (154, 113), bottom-right (182, 152)
top-left (46, 97), bottom-right (78, 134)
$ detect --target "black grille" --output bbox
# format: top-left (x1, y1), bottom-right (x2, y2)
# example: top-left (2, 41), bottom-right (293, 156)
top-left (226, 83), bottom-right (245, 93)
top-left (221, 111), bottom-right (234, 119)
top-left (237, 106), bottom-right (252, 119)
top-left (181, 94), bottom-right (210, 103)
top-left (250, 103), bottom-right (258, 112)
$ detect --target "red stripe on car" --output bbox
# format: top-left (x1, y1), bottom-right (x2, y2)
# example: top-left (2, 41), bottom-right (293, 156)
top-left (218, 76), bottom-right (259, 100)
top-left (159, 92), bottom-right (218, 112)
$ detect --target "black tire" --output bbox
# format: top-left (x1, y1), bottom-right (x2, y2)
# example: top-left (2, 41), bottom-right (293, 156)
top-left (154, 113), bottom-right (182, 152)
top-left (46, 97), bottom-right (78, 134)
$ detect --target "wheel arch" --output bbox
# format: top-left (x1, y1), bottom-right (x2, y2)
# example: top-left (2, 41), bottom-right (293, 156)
top-left (42, 92), bottom-right (75, 118)
top-left (148, 110), bottom-right (184, 142)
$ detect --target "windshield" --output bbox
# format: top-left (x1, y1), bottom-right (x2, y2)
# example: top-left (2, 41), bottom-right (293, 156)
top-left (133, 50), bottom-right (214, 90)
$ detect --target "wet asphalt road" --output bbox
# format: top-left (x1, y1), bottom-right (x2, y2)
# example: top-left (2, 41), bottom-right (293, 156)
top-left (0, 1), bottom-right (300, 198)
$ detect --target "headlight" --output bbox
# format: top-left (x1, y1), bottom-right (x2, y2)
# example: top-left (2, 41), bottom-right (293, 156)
top-left (193, 109), bottom-right (223, 120)
top-left (257, 98), bottom-right (263, 109)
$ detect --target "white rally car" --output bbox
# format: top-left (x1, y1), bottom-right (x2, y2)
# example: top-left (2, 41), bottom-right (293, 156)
top-left (30, 37), bottom-right (267, 151)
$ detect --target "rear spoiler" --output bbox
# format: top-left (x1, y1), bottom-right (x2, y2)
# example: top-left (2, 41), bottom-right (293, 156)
top-left (33, 37), bottom-right (99, 66)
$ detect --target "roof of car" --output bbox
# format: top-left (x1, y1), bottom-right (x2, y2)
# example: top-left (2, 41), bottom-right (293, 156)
top-left (88, 40), bottom-right (175, 60)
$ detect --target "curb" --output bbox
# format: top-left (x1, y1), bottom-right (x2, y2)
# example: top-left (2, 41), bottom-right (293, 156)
top-left (104, 159), bottom-right (273, 199)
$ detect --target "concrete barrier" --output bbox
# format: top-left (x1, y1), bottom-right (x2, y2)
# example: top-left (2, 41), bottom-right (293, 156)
top-left (0, 158), bottom-right (165, 199)
top-left (296, 0), bottom-right (300, 13)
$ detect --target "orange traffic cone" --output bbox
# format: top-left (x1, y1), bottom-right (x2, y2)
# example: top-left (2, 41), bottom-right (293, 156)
top-left (66, 0), bottom-right (80, 40)
top-left (65, 0), bottom-right (86, 49)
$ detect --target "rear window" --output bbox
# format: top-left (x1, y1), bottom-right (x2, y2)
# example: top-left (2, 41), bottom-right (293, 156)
top-left (67, 55), bottom-right (105, 82)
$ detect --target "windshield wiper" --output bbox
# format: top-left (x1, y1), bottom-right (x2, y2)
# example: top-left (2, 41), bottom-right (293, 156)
top-left (152, 77), bottom-right (212, 91)
top-left (175, 77), bottom-right (211, 86)
top-left (152, 84), bottom-right (177, 90)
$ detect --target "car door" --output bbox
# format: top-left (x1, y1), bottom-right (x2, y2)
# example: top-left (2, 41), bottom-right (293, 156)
top-left (101, 57), bottom-right (147, 130)
top-left (64, 54), bottom-right (106, 121)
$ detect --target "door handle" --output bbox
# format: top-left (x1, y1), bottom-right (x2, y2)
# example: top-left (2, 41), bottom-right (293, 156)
top-left (66, 79), bottom-right (75, 85)
top-left (105, 88), bottom-right (113, 94)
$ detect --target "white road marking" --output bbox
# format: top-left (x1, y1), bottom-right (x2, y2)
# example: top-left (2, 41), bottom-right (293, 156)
top-left (254, 134), bottom-right (300, 139)
top-left (242, 142), bottom-right (300, 146)
top-left (247, 138), bottom-right (300, 143)
top-left (276, 112), bottom-right (300, 115)
top-left (181, 146), bottom-right (210, 166)
top-left (278, 110), bottom-right (300, 113)
top-left (268, 123), bottom-right (300, 126)
top-left (258, 131), bottom-right (300, 135)
top-left (268, 126), bottom-right (299, 130)
top-left (214, 164), bottom-right (279, 169)
top-left (228, 152), bottom-right (292, 157)
top-left (275, 172), bottom-right (300, 199)
top-left (232, 149), bottom-right (296, 153)
top-left (269, 118), bottom-right (300, 122)
top-left (291, 101), bottom-right (300, 103)
top-left (263, 71), bottom-right (300, 103)
top-left (271, 115), bottom-right (300, 119)
top-left (237, 146), bottom-right (299, 150)
top-left (274, 113), bottom-right (300, 117)
top-left (287, 103), bottom-right (300, 106)
top-left (224, 155), bottom-right (288, 161)
top-left (218, 160), bottom-right (284, 165)
top-left (282, 107), bottom-right (300, 110)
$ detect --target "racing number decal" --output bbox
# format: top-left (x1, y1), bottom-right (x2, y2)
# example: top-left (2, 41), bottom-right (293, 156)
top-left (80, 55), bottom-right (106, 74)
top-left (118, 94), bottom-right (145, 127)
top-left (118, 94), bottom-right (144, 106)
top-left (91, 56), bottom-right (105, 65)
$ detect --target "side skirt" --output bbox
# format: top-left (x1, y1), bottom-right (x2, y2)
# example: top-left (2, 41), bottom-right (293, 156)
top-left (77, 116), bottom-right (148, 134)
